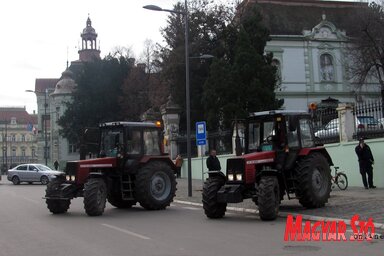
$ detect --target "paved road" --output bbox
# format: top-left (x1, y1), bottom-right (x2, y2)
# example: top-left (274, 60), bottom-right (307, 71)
top-left (0, 179), bottom-right (383, 256)
top-left (175, 178), bottom-right (384, 229)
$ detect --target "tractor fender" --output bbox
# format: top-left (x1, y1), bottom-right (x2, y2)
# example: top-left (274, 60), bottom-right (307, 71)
top-left (140, 156), bottom-right (177, 171)
top-left (299, 147), bottom-right (334, 166)
top-left (256, 168), bottom-right (280, 183)
top-left (88, 172), bottom-right (105, 179)
top-left (206, 170), bottom-right (226, 179)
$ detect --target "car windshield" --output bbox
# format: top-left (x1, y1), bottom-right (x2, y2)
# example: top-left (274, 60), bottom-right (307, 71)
top-left (35, 164), bottom-right (52, 171)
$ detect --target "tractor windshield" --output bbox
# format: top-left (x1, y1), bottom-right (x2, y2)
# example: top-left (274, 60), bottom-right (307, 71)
top-left (248, 120), bottom-right (275, 152)
top-left (100, 128), bottom-right (123, 157)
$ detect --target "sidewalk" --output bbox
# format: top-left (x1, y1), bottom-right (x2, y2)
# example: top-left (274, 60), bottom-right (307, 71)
top-left (174, 178), bottom-right (384, 229)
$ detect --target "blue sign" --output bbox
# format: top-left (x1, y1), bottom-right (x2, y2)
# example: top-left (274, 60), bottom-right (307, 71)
top-left (196, 121), bottom-right (206, 146)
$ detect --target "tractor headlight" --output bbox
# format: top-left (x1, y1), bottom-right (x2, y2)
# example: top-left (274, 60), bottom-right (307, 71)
top-left (228, 174), bottom-right (234, 181)
top-left (236, 174), bottom-right (243, 181)
top-left (66, 175), bottom-right (76, 181)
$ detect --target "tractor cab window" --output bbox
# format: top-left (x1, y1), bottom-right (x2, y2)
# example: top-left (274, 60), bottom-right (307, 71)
top-left (248, 122), bottom-right (261, 152)
top-left (299, 119), bottom-right (315, 148)
top-left (127, 130), bottom-right (142, 154)
top-left (100, 128), bottom-right (123, 157)
top-left (143, 129), bottom-right (160, 155)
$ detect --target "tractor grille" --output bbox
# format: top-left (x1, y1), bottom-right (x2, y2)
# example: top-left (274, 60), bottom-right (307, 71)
top-left (65, 162), bottom-right (77, 176)
top-left (226, 158), bottom-right (245, 183)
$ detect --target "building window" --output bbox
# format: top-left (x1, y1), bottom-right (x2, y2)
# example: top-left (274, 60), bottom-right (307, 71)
top-left (320, 53), bottom-right (334, 81)
top-left (11, 134), bottom-right (16, 142)
top-left (12, 148), bottom-right (16, 157)
top-left (68, 143), bottom-right (77, 153)
top-left (32, 148), bottom-right (36, 157)
top-left (21, 134), bottom-right (25, 142)
top-left (11, 117), bottom-right (17, 125)
top-left (21, 148), bottom-right (26, 157)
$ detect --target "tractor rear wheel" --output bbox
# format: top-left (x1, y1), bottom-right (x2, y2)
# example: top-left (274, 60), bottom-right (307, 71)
top-left (296, 153), bottom-right (331, 208)
top-left (258, 176), bottom-right (280, 221)
top-left (202, 177), bottom-right (227, 218)
top-left (45, 179), bottom-right (71, 214)
top-left (107, 194), bottom-right (136, 209)
top-left (84, 178), bottom-right (107, 216)
top-left (134, 162), bottom-right (177, 210)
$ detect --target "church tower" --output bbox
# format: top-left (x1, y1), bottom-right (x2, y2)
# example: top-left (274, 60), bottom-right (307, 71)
top-left (78, 16), bottom-right (101, 62)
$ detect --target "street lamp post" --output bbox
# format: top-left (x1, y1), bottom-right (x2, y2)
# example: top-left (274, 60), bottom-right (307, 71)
top-left (26, 89), bottom-right (49, 166)
top-left (143, 1), bottom-right (193, 196)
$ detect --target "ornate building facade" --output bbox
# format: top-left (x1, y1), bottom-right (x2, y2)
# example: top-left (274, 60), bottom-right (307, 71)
top-left (240, 0), bottom-right (379, 110)
top-left (0, 107), bottom-right (38, 171)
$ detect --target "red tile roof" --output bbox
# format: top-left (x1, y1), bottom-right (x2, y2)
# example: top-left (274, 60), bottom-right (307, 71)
top-left (35, 78), bottom-right (59, 93)
top-left (0, 107), bottom-right (38, 125)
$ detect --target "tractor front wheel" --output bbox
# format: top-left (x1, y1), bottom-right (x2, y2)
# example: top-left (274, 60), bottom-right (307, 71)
top-left (202, 177), bottom-right (227, 219)
top-left (45, 179), bottom-right (71, 214)
top-left (258, 176), bottom-right (280, 221)
top-left (84, 178), bottom-right (107, 216)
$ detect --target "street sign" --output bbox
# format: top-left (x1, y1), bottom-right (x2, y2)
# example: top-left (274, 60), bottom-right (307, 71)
top-left (196, 121), bottom-right (206, 146)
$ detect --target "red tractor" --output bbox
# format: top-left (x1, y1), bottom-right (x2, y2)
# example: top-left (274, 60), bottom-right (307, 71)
top-left (203, 110), bottom-right (333, 220)
top-left (44, 121), bottom-right (177, 216)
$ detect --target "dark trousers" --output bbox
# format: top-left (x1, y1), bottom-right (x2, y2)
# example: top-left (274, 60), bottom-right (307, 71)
top-left (360, 166), bottom-right (374, 188)
top-left (176, 167), bottom-right (181, 178)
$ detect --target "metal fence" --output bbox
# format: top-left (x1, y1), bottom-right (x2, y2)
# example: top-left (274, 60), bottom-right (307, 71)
top-left (312, 100), bottom-right (384, 144)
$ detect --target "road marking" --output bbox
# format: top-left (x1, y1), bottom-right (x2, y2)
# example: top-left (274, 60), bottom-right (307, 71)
top-left (181, 206), bottom-right (200, 211)
top-left (101, 224), bottom-right (151, 240)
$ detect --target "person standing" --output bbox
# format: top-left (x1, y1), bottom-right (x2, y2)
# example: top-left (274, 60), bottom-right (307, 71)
top-left (206, 149), bottom-right (221, 171)
top-left (53, 160), bottom-right (59, 170)
top-left (175, 154), bottom-right (183, 178)
top-left (355, 138), bottom-right (376, 189)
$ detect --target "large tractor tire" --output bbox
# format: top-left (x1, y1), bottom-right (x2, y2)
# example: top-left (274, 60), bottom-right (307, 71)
top-left (258, 176), bottom-right (280, 221)
top-left (107, 194), bottom-right (136, 209)
top-left (134, 162), bottom-right (177, 210)
top-left (45, 179), bottom-right (71, 214)
top-left (84, 178), bottom-right (107, 216)
top-left (202, 177), bottom-right (227, 219)
top-left (295, 153), bottom-right (331, 208)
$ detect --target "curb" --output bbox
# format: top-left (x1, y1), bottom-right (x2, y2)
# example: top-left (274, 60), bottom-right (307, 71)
top-left (173, 199), bottom-right (384, 230)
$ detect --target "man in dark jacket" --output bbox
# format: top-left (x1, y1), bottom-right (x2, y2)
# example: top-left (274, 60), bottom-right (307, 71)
top-left (355, 138), bottom-right (376, 189)
top-left (206, 149), bottom-right (221, 171)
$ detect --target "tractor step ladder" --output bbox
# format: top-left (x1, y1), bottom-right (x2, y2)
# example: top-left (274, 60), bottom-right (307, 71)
top-left (120, 174), bottom-right (134, 200)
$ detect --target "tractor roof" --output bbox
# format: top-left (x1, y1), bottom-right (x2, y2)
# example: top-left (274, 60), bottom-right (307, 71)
top-left (249, 110), bottom-right (309, 117)
top-left (100, 121), bottom-right (161, 128)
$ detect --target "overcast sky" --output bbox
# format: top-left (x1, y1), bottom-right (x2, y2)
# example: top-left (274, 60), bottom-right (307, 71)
top-left (0, 0), bottom-right (194, 114)
top-left (0, 0), bottom-right (368, 114)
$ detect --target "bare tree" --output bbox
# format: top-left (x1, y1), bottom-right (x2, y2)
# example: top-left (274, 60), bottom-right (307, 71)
top-left (348, 1), bottom-right (384, 103)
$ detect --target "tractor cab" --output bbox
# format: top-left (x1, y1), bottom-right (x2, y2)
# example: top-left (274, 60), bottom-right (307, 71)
top-left (246, 110), bottom-right (316, 154)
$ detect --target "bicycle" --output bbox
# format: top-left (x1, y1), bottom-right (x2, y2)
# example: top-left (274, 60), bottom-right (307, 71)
top-left (331, 166), bottom-right (348, 190)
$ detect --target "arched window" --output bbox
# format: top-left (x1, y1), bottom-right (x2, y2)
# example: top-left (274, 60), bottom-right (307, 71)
top-left (320, 54), bottom-right (334, 81)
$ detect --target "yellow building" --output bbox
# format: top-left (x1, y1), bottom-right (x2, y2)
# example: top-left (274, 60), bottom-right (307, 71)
top-left (0, 107), bottom-right (38, 172)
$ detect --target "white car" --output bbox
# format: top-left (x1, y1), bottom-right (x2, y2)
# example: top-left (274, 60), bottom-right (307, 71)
top-left (315, 116), bottom-right (382, 138)
top-left (315, 118), bottom-right (339, 137)
top-left (7, 164), bottom-right (63, 185)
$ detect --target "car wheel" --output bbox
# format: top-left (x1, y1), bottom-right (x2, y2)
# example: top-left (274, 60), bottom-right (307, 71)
top-left (12, 176), bottom-right (20, 185)
top-left (40, 176), bottom-right (49, 185)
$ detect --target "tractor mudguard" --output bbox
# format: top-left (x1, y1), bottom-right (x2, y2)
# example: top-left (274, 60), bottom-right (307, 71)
top-left (217, 184), bottom-right (244, 203)
top-left (44, 183), bottom-right (79, 200)
top-left (256, 168), bottom-right (280, 182)
top-left (206, 170), bottom-right (226, 179)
